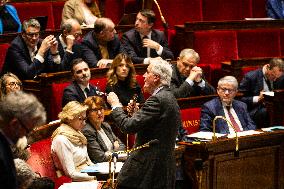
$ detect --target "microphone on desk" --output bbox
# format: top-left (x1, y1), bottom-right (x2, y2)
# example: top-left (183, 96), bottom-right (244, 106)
top-left (112, 152), bottom-right (118, 169)
top-left (148, 139), bottom-right (159, 145)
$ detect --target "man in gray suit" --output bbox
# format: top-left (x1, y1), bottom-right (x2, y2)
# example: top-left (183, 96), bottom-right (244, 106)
top-left (107, 59), bottom-right (181, 189)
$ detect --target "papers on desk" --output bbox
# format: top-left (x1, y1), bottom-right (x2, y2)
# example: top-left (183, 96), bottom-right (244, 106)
top-left (81, 162), bottom-right (124, 174)
top-left (262, 126), bottom-right (284, 132)
top-left (58, 181), bottom-right (98, 189)
top-left (226, 130), bottom-right (263, 138)
top-left (186, 131), bottom-right (226, 141)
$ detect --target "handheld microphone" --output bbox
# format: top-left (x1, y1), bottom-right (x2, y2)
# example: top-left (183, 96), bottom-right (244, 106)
top-left (112, 152), bottom-right (118, 169)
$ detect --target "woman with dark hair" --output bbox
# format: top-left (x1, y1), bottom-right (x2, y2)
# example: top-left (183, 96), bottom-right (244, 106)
top-left (82, 96), bottom-right (125, 163)
top-left (0, 0), bottom-right (21, 34)
top-left (0, 72), bottom-right (22, 100)
top-left (105, 53), bottom-right (144, 106)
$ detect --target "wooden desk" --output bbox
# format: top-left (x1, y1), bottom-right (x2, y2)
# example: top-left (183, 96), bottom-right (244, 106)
top-left (180, 131), bottom-right (284, 189)
top-left (264, 89), bottom-right (284, 126)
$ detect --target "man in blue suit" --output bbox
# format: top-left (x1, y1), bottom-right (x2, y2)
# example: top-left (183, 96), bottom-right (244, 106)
top-left (200, 76), bottom-right (256, 134)
top-left (121, 9), bottom-right (174, 64)
top-left (239, 58), bottom-right (284, 128)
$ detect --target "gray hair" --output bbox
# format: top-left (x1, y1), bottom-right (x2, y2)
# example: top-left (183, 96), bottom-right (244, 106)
top-left (218, 76), bottom-right (238, 89)
top-left (93, 17), bottom-right (114, 34)
top-left (0, 72), bottom-right (22, 98)
top-left (0, 91), bottom-right (46, 128)
top-left (14, 158), bottom-right (38, 189)
top-left (149, 59), bottom-right (172, 86)
top-left (269, 58), bottom-right (284, 72)
top-left (179, 48), bottom-right (200, 63)
top-left (22, 18), bottom-right (41, 33)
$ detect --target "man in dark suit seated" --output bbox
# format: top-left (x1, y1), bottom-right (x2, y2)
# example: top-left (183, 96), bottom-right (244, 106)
top-left (200, 76), bottom-right (256, 134)
top-left (170, 48), bottom-right (215, 99)
top-left (121, 9), bottom-right (174, 64)
top-left (2, 18), bottom-right (61, 80)
top-left (239, 58), bottom-right (284, 128)
top-left (62, 58), bottom-right (101, 107)
top-left (107, 59), bottom-right (181, 189)
top-left (81, 17), bottom-right (121, 68)
top-left (56, 18), bottom-right (82, 71)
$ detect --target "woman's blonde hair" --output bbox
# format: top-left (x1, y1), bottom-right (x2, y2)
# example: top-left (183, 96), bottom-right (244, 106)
top-left (58, 101), bottom-right (88, 123)
top-left (106, 53), bottom-right (137, 88)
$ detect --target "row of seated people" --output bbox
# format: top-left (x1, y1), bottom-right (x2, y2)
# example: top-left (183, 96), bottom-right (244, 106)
top-left (0, 9), bottom-right (175, 81)
top-left (2, 56), bottom-right (284, 188)
top-left (1, 0), bottom-right (273, 34)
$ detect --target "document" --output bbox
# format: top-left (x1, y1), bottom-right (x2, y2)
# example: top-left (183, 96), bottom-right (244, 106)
top-left (81, 162), bottom-right (124, 174)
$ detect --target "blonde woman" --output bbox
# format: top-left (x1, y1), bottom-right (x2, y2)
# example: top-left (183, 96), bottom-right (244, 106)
top-left (51, 101), bottom-right (96, 181)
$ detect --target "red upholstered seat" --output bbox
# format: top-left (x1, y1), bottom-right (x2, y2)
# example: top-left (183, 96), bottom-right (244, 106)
top-left (202, 0), bottom-right (251, 21)
top-left (0, 43), bottom-right (9, 72)
top-left (251, 0), bottom-right (267, 18)
top-left (27, 138), bottom-right (72, 189)
top-left (193, 30), bottom-right (238, 85)
top-left (52, 1), bottom-right (65, 29)
top-left (180, 107), bottom-right (201, 134)
top-left (90, 77), bottom-right (107, 92)
top-left (152, 0), bottom-right (202, 29)
top-left (237, 29), bottom-right (281, 58)
top-left (104, 0), bottom-right (123, 24)
top-left (11, 2), bottom-right (55, 30)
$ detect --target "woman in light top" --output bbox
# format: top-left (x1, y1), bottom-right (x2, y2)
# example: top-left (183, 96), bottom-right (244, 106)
top-left (82, 96), bottom-right (125, 163)
top-left (51, 101), bottom-right (96, 181)
top-left (62, 0), bottom-right (101, 27)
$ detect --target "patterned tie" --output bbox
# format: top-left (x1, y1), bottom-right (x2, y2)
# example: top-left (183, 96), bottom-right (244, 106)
top-left (226, 106), bottom-right (241, 132)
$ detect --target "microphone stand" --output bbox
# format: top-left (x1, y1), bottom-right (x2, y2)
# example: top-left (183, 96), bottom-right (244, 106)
top-left (152, 0), bottom-right (168, 38)
top-left (212, 116), bottom-right (239, 156)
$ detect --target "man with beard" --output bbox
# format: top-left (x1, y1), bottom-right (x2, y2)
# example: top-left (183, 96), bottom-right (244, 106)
top-left (171, 48), bottom-right (215, 99)
top-left (62, 58), bottom-right (101, 107)
top-left (2, 18), bottom-right (61, 80)
top-left (107, 59), bottom-right (181, 189)
top-left (121, 9), bottom-right (173, 64)
top-left (200, 76), bottom-right (256, 134)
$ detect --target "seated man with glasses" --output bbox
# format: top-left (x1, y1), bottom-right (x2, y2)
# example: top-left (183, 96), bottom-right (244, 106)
top-left (82, 96), bottom-right (125, 163)
top-left (0, 72), bottom-right (22, 100)
top-left (200, 76), bottom-right (256, 134)
top-left (170, 48), bottom-right (215, 98)
top-left (2, 18), bottom-right (62, 80)
top-left (56, 18), bottom-right (83, 71)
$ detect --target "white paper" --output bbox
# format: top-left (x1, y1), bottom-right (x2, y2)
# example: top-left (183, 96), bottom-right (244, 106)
top-left (58, 181), bottom-right (98, 189)
top-left (186, 131), bottom-right (225, 140)
top-left (81, 162), bottom-right (123, 174)
top-left (227, 130), bottom-right (263, 138)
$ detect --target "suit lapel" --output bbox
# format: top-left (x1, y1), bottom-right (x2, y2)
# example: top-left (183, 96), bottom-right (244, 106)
top-left (74, 82), bottom-right (86, 102)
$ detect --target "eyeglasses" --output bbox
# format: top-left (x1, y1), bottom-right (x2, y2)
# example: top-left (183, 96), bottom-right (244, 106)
top-left (218, 87), bottom-right (236, 94)
top-left (78, 116), bottom-right (87, 121)
top-left (25, 32), bottom-right (40, 38)
top-left (6, 82), bottom-right (22, 88)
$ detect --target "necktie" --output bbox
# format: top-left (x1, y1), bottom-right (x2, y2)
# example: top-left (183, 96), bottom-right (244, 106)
top-left (142, 36), bottom-right (148, 58)
top-left (265, 78), bottom-right (273, 91)
top-left (226, 106), bottom-right (241, 132)
top-left (84, 88), bottom-right (92, 97)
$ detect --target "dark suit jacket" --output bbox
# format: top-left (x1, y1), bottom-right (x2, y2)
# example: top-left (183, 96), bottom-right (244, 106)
top-left (200, 98), bottom-right (256, 134)
top-left (111, 86), bottom-right (181, 189)
top-left (82, 122), bottom-right (125, 163)
top-left (266, 0), bottom-right (284, 19)
top-left (121, 29), bottom-right (174, 64)
top-left (0, 132), bottom-right (18, 189)
top-left (2, 35), bottom-right (61, 80)
top-left (170, 64), bottom-right (216, 98)
top-left (56, 35), bottom-right (82, 71)
top-left (81, 31), bottom-right (121, 68)
top-left (62, 81), bottom-right (100, 107)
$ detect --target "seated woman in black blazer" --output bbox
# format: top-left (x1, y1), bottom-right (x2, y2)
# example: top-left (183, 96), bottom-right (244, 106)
top-left (82, 96), bottom-right (125, 163)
